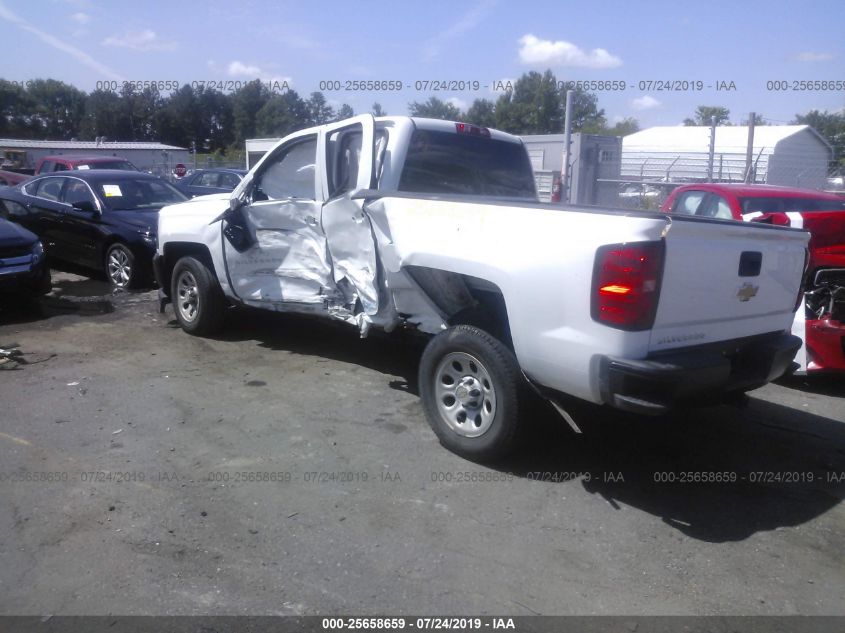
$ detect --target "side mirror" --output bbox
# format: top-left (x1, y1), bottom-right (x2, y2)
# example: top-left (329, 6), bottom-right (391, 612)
top-left (72, 200), bottom-right (97, 213)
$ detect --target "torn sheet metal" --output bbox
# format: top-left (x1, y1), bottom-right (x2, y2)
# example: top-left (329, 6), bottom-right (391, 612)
top-left (224, 199), bottom-right (336, 305)
top-left (322, 194), bottom-right (380, 315)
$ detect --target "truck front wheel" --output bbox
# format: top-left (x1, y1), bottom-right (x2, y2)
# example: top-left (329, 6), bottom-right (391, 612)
top-left (171, 256), bottom-right (225, 336)
top-left (419, 325), bottom-right (521, 461)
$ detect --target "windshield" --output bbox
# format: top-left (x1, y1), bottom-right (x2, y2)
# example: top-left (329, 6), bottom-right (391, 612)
top-left (94, 178), bottom-right (187, 210)
top-left (398, 130), bottom-right (537, 199)
top-left (740, 196), bottom-right (845, 214)
top-left (76, 160), bottom-right (139, 171)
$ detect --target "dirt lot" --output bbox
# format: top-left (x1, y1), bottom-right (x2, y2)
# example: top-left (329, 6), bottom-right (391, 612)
top-left (1, 270), bottom-right (844, 616)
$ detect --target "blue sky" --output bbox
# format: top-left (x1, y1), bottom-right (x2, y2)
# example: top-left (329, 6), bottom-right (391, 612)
top-left (1, 0), bottom-right (843, 129)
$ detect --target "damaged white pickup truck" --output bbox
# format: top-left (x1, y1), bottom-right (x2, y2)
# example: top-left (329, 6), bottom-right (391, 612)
top-left (155, 115), bottom-right (809, 459)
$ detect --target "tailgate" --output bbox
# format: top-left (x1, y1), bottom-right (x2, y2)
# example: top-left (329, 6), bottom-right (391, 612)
top-left (650, 218), bottom-right (808, 352)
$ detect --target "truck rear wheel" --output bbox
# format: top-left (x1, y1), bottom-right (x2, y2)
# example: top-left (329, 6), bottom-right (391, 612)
top-left (171, 256), bottom-right (225, 336)
top-left (419, 325), bottom-right (521, 461)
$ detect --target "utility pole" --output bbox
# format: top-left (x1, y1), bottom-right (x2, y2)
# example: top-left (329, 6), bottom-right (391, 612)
top-left (744, 112), bottom-right (756, 183)
top-left (561, 89), bottom-right (574, 203)
top-left (706, 116), bottom-right (716, 182)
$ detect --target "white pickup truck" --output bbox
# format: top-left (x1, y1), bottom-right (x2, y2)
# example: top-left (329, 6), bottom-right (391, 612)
top-left (155, 115), bottom-right (808, 460)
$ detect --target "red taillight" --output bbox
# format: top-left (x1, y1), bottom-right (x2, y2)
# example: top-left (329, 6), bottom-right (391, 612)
top-left (592, 241), bottom-right (665, 330)
top-left (455, 122), bottom-right (491, 137)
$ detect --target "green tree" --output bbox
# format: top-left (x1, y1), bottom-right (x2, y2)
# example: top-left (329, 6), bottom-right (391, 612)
top-left (408, 96), bottom-right (462, 120)
top-left (793, 109), bottom-right (845, 171)
top-left (335, 104), bottom-right (354, 121)
top-left (683, 105), bottom-right (731, 126)
top-left (80, 89), bottom-right (125, 140)
top-left (605, 116), bottom-right (639, 136)
top-left (120, 84), bottom-right (161, 141)
top-left (255, 90), bottom-right (309, 138)
top-left (0, 80), bottom-right (35, 137)
top-left (564, 89), bottom-right (607, 133)
top-left (155, 84), bottom-right (200, 148)
top-left (465, 99), bottom-right (496, 127)
top-left (27, 79), bottom-right (87, 139)
top-left (494, 70), bottom-right (561, 134)
top-left (231, 80), bottom-right (273, 144)
top-left (372, 102), bottom-right (387, 117)
top-left (305, 91), bottom-right (334, 125)
top-left (196, 87), bottom-right (234, 151)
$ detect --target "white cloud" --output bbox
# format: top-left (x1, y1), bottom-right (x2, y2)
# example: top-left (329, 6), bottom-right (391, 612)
top-left (70, 11), bottom-right (89, 23)
top-left (447, 97), bottom-right (468, 111)
top-left (518, 34), bottom-right (622, 69)
top-left (630, 95), bottom-right (661, 111)
top-left (423, 0), bottom-right (496, 61)
top-left (793, 51), bottom-right (833, 62)
top-left (0, 1), bottom-right (122, 80)
top-left (224, 60), bottom-right (292, 87)
top-left (102, 29), bottom-right (177, 52)
top-left (227, 60), bottom-right (262, 76)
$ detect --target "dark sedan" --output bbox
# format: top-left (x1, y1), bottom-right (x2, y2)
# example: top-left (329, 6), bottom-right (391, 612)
top-left (0, 171), bottom-right (188, 288)
top-left (175, 168), bottom-right (246, 198)
top-left (0, 217), bottom-right (50, 300)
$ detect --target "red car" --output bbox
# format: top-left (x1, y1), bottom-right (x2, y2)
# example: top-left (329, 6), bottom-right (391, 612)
top-left (34, 154), bottom-right (139, 176)
top-left (0, 169), bottom-right (29, 187)
top-left (662, 184), bottom-right (845, 373)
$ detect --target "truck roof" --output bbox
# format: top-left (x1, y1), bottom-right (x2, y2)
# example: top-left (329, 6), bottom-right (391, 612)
top-left (397, 117), bottom-right (524, 144)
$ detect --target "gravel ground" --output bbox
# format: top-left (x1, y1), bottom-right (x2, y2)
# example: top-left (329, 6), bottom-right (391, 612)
top-left (0, 270), bottom-right (843, 616)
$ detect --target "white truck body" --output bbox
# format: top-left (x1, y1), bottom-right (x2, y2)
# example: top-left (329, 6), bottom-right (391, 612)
top-left (155, 116), bottom-right (808, 442)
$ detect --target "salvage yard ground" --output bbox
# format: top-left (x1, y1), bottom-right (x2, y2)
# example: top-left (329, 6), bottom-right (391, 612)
top-left (0, 270), bottom-right (844, 615)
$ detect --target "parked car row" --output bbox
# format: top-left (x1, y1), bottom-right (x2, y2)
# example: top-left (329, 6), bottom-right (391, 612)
top-left (0, 171), bottom-right (188, 288)
top-left (0, 216), bottom-right (51, 299)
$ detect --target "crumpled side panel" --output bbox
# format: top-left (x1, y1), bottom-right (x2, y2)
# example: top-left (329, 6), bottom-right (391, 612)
top-left (322, 196), bottom-right (380, 314)
top-left (225, 200), bottom-right (336, 305)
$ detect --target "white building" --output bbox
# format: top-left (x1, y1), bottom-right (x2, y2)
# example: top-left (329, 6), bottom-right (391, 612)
top-left (622, 125), bottom-right (832, 190)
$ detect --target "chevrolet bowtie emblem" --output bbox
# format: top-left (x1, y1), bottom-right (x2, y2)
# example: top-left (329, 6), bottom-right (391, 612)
top-left (737, 282), bottom-right (759, 302)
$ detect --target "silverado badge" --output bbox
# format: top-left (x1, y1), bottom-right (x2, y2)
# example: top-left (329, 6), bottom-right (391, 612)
top-left (736, 282), bottom-right (759, 302)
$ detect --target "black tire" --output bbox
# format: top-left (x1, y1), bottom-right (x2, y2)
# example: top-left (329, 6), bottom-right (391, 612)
top-left (418, 325), bottom-right (522, 461)
top-left (170, 256), bottom-right (225, 336)
top-left (105, 243), bottom-right (139, 289)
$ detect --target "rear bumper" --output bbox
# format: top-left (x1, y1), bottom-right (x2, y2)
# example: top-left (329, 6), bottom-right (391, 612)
top-left (805, 317), bottom-right (845, 372)
top-left (598, 331), bottom-right (801, 415)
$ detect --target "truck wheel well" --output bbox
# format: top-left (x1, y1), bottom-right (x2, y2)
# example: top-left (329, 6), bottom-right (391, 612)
top-left (161, 243), bottom-right (215, 297)
top-left (405, 266), bottom-right (513, 349)
top-left (450, 288), bottom-right (514, 350)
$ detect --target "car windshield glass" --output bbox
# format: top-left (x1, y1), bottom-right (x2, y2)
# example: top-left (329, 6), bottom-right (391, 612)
top-left (740, 196), bottom-right (845, 213)
top-left (94, 179), bottom-right (187, 210)
top-left (77, 161), bottom-right (139, 171)
top-left (398, 130), bottom-right (536, 198)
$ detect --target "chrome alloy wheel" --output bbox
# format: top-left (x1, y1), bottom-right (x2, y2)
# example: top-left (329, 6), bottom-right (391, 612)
top-left (176, 270), bottom-right (200, 323)
top-left (107, 248), bottom-right (131, 286)
top-left (433, 351), bottom-right (497, 437)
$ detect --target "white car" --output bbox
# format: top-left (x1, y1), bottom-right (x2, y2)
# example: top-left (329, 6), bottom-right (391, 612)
top-left (154, 115), bottom-right (809, 460)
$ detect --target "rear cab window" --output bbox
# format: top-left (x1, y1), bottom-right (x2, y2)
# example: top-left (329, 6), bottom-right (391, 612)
top-left (671, 190), bottom-right (707, 215)
top-left (398, 129), bottom-right (536, 198)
